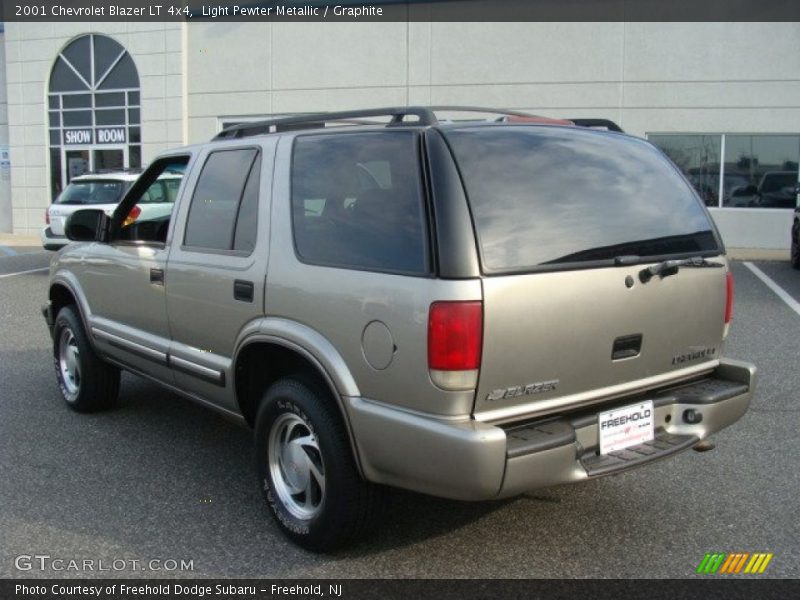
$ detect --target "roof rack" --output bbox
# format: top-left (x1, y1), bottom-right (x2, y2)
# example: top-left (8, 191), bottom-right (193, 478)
top-left (213, 107), bottom-right (438, 140)
top-left (568, 118), bottom-right (624, 132)
top-left (212, 106), bottom-right (624, 141)
top-left (77, 168), bottom-right (144, 176)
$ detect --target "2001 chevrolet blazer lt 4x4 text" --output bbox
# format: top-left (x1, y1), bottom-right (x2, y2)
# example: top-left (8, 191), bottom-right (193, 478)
top-left (42, 107), bottom-right (757, 551)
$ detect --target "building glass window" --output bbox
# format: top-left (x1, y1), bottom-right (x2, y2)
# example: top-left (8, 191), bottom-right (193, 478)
top-left (47, 34), bottom-right (141, 201)
top-left (722, 135), bottom-right (800, 208)
top-left (647, 135), bottom-right (722, 207)
top-left (648, 134), bottom-right (799, 209)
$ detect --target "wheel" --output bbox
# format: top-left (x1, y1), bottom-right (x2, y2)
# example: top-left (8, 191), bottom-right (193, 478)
top-left (255, 376), bottom-right (379, 552)
top-left (52, 305), bottom-right (120, 412)
top-left (791, 221), bottom-right (800, 270)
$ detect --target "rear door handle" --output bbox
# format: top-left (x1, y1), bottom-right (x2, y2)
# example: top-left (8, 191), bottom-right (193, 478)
top-left (150, 268), bottom-right (164, 285)
top-left (234, 279), bottom-right (254, 302)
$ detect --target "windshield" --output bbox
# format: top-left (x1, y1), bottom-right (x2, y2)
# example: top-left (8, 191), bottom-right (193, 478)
top-left (56, 180), bottom-right (128, 205)
top-left (444, 126), bottom-right (720, 273)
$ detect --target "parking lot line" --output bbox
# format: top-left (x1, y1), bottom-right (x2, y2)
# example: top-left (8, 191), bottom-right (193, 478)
top-left (0, 267), bottom-right (48, 279)
top-left (743, 262), bottom-right (800, 317)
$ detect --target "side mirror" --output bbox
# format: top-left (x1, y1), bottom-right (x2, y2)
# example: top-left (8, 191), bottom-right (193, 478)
top-left (64, 209), bottom-right (109, 243)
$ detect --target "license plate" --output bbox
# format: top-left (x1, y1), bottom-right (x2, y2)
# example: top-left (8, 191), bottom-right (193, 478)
top-left (598, 400), bottom-right (654, 455)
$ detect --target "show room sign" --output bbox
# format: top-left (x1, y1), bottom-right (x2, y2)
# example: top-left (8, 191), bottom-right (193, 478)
top-left (63, 128), bottom-right (127, 145)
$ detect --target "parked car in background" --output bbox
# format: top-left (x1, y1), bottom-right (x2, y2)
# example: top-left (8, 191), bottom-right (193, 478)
top-left (41, 170), bottom-right (184, 250)
top-left (792, 205), bottom-right (800, 269)
top-left (729, 171), bottom-right (800, 209)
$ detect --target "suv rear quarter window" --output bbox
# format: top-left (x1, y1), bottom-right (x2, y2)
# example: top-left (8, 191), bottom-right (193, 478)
top-left (291, 131), bottom-right (429, 275)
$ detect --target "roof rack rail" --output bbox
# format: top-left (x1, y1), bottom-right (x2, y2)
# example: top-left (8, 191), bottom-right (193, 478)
top-left (212, 107), bottom-right (625, 141)
top-left (568, 118), bottom-right (624, 132)
top-left (79, 167), bottom-right (144, 176)
top-left (213, 107), bottom-right (438, 140)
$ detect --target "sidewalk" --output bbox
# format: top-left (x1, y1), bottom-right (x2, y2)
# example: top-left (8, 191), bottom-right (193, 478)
top-left (727, 248), bottom-right (788, 262)
top-left (0, 233), bottom-right (40, 247)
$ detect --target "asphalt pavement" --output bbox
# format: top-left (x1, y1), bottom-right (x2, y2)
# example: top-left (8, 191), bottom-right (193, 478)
top-left (0, 252), bottom-right (798, 578)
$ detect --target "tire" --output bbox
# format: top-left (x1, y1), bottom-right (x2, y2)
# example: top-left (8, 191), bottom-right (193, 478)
top-left (255, 376), bottom-right (379, 552)
top-left (791, 221), bottom-right (800, 270)
top-left (52, 305), bottom-right (120, 412)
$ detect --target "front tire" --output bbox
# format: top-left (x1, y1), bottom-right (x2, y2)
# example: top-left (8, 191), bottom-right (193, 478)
top-left (791, 221), bottom-right (800, 270)
top-left (255, 377), bottom-right (379, 552)
top-left (52, 305), bottom-right (120, 412)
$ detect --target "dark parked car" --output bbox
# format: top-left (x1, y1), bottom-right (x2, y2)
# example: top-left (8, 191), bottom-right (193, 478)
top-left (730, 171), bottom-right (799, 209)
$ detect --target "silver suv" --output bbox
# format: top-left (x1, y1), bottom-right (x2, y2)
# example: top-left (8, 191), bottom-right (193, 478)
top-left (42, 107), bottom-right (757, 551)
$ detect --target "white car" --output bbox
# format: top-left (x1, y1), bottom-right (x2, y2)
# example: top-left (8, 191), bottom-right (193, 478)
top-left (42, 170), bottom-right (184, 250)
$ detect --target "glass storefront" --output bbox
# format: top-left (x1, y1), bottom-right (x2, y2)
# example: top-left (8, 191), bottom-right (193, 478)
top-left (47, 34), bottom-right (141, 201)
top-left (649, 134), bottom-right (800, 209)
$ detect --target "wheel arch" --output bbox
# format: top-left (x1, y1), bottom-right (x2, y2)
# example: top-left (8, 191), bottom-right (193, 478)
top-left (232, 321), bottom-right (363, 475)
top-left (49, 274), bottom-right (94, 338)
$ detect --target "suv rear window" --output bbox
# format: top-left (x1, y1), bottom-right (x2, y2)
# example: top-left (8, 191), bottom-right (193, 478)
top-left (56, 180), bottom-right (127, 205)
top-left (291, 132), bottom-right (429, 275)
top-left (445, 126), bottom-right (720, 273)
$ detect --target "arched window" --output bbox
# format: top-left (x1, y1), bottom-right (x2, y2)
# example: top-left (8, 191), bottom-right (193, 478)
top-left (48, 34), bottom-right (141, 199)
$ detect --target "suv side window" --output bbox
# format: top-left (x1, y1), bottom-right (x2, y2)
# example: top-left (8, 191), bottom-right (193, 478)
top-left (184, 148), bottom-right (261, 252)
top-left (291, 132), bottom-right (428, 275)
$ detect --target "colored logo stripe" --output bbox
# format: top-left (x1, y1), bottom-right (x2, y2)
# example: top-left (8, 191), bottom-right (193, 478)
top-left (697, 552), bottom-right (773, 574)
top-left (744, 553), bottom-right (773, 574)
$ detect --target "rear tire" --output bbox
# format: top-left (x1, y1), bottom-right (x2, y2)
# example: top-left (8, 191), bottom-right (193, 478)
top-left (52, 305), bottom-right (120, 412)
top-left (791, 221), bottom-right (800, 270)
top-left (254, 376), bottom-right (379, 552)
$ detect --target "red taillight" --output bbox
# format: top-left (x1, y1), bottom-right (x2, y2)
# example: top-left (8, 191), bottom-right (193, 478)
top-left (724, 271), bottom-right (734, 325)
top-left (45, 209), bottom-right (50, 225)
top-left (123, 205), bottom-right (141, 227)
top-left (428, 301), bottom-right (482, 372)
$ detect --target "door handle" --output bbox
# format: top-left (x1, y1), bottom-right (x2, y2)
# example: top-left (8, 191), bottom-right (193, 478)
top-left (234, 279), bottom-right (254, 302)
top-left (150, 268), bottom-right (165, 285)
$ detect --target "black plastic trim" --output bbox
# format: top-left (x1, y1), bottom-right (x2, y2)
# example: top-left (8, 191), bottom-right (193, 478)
top-left (581, 430), bottom-right (698, 477)
top-left (424, 129), bottom-right (481, 279)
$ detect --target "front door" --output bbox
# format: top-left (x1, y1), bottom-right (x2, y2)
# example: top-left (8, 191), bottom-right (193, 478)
top-left (78, 154), bottom-right (192, 387)
top-left (61, 145), bottom-right (128, 188)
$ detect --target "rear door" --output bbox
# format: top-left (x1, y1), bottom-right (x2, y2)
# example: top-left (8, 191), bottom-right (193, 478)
top-left (443, 126), bottom-right (729, 422)
top-left (165, 140), bottom-right (276, 413)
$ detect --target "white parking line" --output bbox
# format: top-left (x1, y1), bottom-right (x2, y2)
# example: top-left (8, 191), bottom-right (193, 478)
top-left (743, 262), bottom-right (800, 317)
top-left (0, 267), bottom-right (48, 279)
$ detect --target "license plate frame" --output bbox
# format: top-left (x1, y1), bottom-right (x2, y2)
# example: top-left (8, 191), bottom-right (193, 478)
top-left (598, 400), bottom-right (655, 455)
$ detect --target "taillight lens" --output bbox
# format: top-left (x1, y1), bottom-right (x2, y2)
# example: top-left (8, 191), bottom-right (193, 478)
top-left (724, 270), bottom-right (734, 325)
top-left (45, 209), bottom-right (50, 225)
top-left (123, 205), bottom-right (141, 227)
top-left (428, 301), bottom-right (482, 390)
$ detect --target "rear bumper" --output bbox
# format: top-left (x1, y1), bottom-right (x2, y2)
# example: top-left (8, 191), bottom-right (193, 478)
top-left (347, 358), bottom-right (756, 501)
top-left (41, 226), bottom-right (67, 251)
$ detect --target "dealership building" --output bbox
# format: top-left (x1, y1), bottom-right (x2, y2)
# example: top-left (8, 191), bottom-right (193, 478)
top-left (0, 20), bottom-right (798, 249)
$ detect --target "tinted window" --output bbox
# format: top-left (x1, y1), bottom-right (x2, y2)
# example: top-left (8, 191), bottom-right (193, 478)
top-left (291, 132), bottom-right (428, 274)
top-left (233, 154), bottom-right (262, 253)
top-left (445, 127), bottom-right (719, 273)
top-left (184, 149), bottom-right (259, 251)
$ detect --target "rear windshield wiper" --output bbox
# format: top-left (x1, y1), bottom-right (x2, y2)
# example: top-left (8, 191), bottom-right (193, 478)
top-left (639, 256), bottom-right (723, 283)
